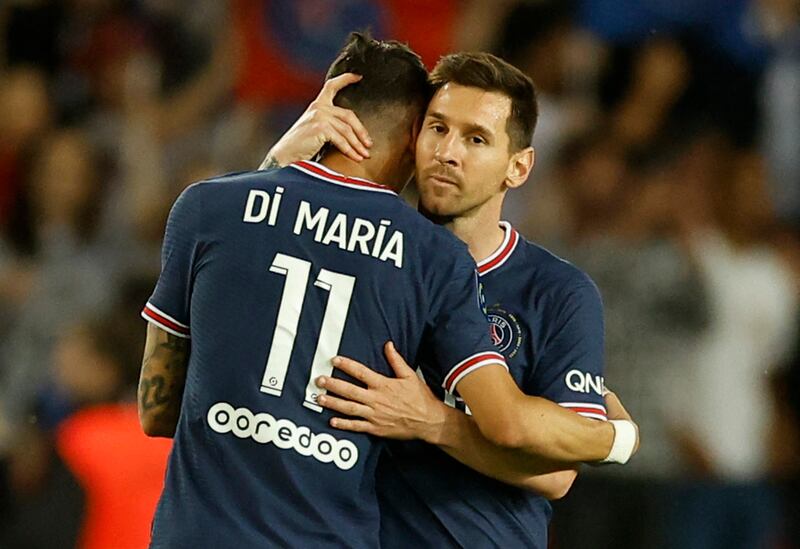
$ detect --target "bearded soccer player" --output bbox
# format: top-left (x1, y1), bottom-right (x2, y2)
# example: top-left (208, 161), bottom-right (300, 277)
top-left (264, 51), bottom-right (638, 548)
top-left (139, 34), bottom-right (633, 547)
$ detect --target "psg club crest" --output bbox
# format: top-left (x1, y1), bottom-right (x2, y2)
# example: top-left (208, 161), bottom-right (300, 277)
top-left (487, 306), bottom-right (523, 358)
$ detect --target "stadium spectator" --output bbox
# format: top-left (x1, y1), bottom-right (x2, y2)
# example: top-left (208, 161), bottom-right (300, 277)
top-left (669, 140), bottom-right (797, 549)
top-left (549, 130), bottom-right (710, 548)
top-left (2, 308), bottom-right (168, 549)
top-left (0, 129), bottom-right (115, 452)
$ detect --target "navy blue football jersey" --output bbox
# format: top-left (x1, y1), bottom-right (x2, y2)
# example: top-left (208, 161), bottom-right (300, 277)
top-left (378, 222), bottom-right (606, 549)
top-left (140, 161), bottom-right (505, 549)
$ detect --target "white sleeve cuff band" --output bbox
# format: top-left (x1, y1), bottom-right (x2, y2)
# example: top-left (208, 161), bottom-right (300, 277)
top-left (602, 420), bottom-right (637, 465)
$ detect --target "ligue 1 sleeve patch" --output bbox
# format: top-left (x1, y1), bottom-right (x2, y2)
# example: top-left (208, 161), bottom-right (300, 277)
top-left (487, 306), bottom-right (523, 358)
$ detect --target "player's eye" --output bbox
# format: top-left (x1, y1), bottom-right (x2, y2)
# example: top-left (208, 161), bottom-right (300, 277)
top-left (430, 123), bottom-right (446, 134)
top-left (470, 135), bottom-right (487, 145)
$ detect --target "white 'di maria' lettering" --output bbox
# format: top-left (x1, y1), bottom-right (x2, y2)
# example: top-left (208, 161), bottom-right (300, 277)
top-left (243, 187), bottom-right (284, 225)
top-left (293, 201), bottom-right (329, 240)
top-left (293, 201), bottom-right (404, 268)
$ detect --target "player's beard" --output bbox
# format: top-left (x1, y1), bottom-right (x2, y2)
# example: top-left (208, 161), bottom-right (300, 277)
top-left (418, 182), bottom-right (499, 224)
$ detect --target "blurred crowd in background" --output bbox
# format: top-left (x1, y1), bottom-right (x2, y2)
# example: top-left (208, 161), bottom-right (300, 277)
top-left (0, 0), bottom-right (799, 548)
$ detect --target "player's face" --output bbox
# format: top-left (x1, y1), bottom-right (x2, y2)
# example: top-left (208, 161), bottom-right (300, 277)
top-left (415, 83), bottom-right (515, 218)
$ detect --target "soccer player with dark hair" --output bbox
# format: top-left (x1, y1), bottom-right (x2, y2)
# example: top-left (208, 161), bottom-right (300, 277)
top-left (138, 33), bottom-right (503, 547)
top-left (266, 47), bottom-right (639, 547)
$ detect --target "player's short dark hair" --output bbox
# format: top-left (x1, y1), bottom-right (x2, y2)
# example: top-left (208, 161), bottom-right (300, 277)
top-left (326, 32), bottom-right (431, 121)
top-left (429, 52), bottom-right (537, 151)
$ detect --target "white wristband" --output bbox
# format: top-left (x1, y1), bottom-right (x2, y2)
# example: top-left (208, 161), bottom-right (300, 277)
top-left (602, 420), bottom-right (637, 464)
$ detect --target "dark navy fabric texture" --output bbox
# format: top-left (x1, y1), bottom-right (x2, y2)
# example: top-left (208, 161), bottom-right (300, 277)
top-left (378, 228), bottom-right (606, 549)
top-left (144, 163), bottom-right (498, 548)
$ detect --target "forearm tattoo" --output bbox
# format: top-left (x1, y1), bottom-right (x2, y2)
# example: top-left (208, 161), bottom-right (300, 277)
top-left (139, 330), bottom-right (189, 435)
top-left (259, 154), bottom-right (281, 170)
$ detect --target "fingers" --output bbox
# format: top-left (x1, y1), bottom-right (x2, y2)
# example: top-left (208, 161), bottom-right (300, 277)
top-left (332, 107), bottom-right (372, 150)
top-left (328, 116), bottom-right (370, 159)
top-left (384, 341), bottom-right (414, 378)
top-left (313, 73), bottom-right (372, 157)
top-left (316, 375), bottom-right (371, 403)
top-left (316, 394), bottom-right (372, 419)
top-left (318, 73), bottom-right (363, 104)
top-left (326, 129), bottom-right (366, 162)
top-left (329, 418), bottom-right (375, 434)
top-left (604, 391), bottom-right (632, 421)
top-left (331, 356), bottom-right (387, 388)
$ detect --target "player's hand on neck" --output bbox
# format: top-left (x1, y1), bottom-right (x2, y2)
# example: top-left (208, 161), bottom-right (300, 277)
top-left (260, 73), bottom-right (373, 170)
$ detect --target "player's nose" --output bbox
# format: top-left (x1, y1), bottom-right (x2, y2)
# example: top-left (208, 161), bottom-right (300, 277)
top-left (434, 133), bottom-right (461, 167)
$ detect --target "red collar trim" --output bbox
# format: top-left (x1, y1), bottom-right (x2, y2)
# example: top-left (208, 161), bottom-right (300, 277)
top-left (477, 222), bottom-right (519, 276)
top-left (290, 161), bottom-right (397, 196)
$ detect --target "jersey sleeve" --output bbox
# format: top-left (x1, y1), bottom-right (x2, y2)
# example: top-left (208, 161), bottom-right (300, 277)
top-left (141, 186), bottom-right (203, 338)
top-left (427, 250), bottom-right (507, 394)
top-left (526, 278), bottom-right (607, 420)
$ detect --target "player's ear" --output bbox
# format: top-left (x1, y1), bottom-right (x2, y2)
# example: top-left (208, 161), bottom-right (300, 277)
top-left (505, 146), bottom-right (534, 190)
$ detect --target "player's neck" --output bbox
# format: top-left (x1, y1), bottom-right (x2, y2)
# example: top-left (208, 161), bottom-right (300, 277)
top-left (319, 151), bottom-right (405, 193)
top-left (446, 194), bottom-right (506, 264)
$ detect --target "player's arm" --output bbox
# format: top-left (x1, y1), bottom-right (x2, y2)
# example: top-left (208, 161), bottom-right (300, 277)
top-left (483, 279), bottom-right (633, 459)
top-left (449, 364), bottom-right (615, 460)
top-left (317, 346), bottom-right (577, 498)
top-left (433, 265), bottom-right (632, 463)
top-left (454, 282), bottom-right (635, 462)
top-left (138, 323), bottom-right (189, 437)
top-left (259, 73), bottom-right (372, 170)
top-left (433, 356), bottom-right (639, 497)
top-left (138, 184), bottom-right (200, 437)
top-left (460, 388), bottom-right (633, 497)
top-left (433, 404), bottom-right (579, 499)
top-left (319, 346), bottom-right (629, 464)
top-left (336, 259), bottom-right (634, 463)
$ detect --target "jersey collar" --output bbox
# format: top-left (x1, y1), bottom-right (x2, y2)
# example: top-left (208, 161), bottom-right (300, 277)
top-left (290, 160), bottom-right (398, 196)
top-left (477, 221), bottom-right (520, 277)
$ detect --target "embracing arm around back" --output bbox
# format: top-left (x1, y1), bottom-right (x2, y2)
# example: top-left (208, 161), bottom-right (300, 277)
top-left (317, 344), bottom-right (636, 498)
top-left (455, 365), bottom-right (615, 462)
top-left (317, 350), bottom-right (581, 498)
top-left (432, 381), bottom-right (637, 498)
top-left (432, 403), bottom-right (579, 499)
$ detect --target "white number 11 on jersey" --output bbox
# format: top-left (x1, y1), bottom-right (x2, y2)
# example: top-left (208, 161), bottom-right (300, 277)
top-left (260, 253), bottom-right (355, 412)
